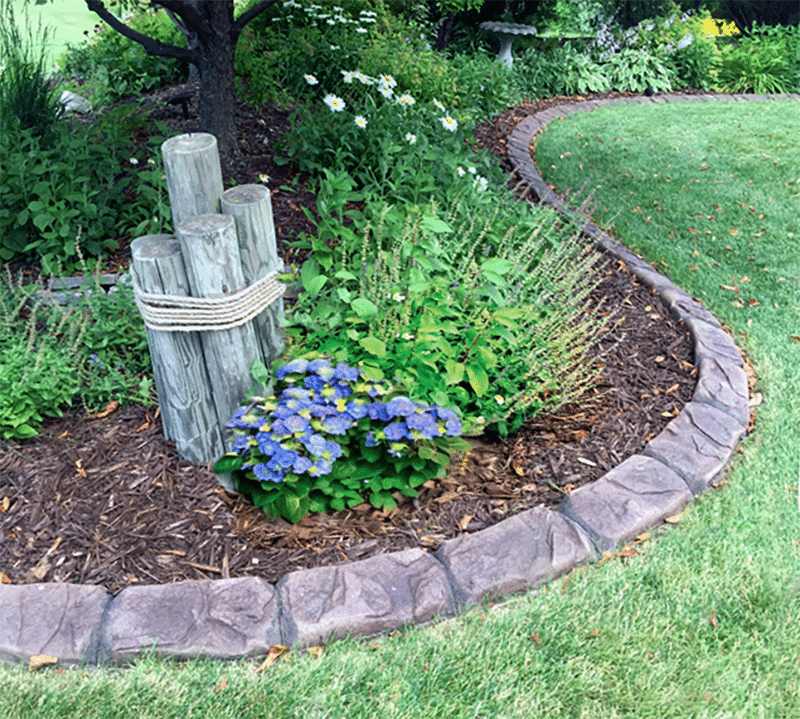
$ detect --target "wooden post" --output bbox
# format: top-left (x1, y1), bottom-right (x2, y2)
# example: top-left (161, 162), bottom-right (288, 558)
top-left (130, 234), bottom-right (224, 463)
top-left (161, 133), bottom-right (224, 230)
top-left (175, 213), bottom-right (265, 431)
top-left (221, 184), bottom-right (285, 363)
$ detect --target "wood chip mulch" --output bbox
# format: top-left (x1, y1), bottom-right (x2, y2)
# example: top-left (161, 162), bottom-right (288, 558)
top-left (0, 87), bottom-right (701, 592)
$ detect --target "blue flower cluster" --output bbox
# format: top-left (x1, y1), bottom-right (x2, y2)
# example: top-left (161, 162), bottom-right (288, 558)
top-left (225, 357), bottom-right (463, 484)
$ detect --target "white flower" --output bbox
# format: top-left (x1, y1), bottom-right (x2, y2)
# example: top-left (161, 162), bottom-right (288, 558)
top-left (379, 74), bottom-right (397, 88)
top-left (494, 395), bottom-right (505, 405)
top-left (147, 158), bottom-right (156, 165)
top-left (258, 173), bottom-right (270, 183)
top-left (356, 26), bottom-right (368, 33)
top-left (401, 333), bottom-right (414, 340)
top-left (456, 166), bottom-right (466, 177)
top-left (130, 158), bottom-right (139, 165)
top-left (677, 33), bottom-right (694, 49)
top-left (341, 70), bottom-right (356, 83)
top-left (304, 74), bottom-right (318, 85)
top-left (357, 72), bottom-right (373, 85)
top-left (392, 292), bottom-right (406, 302)
top-left (439, 116), bottom-right (458, 131)
top-left (404, 132), bottom-right (417, 144)
top-left (396, 93), bottom-right (415, 106)
top-left (326, 18), bottom-right (335, 25)
top-left (323, 94), bottom-right (345, 112)
top-left (354, 115), bottom-right (367, 128)
top-left (378, 84), bottom-right (393, 98)
top-left (433, 98), bottom-right (445, 111)
top-left (468, 166), bottom-right (476, 174)
top-left (473, 176), bottom-right (489, 192)
top-left (330, 45), bottom-right (341, 50)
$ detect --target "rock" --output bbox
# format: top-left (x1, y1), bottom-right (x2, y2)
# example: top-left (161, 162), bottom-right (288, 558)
top-left (59, 90), bottom-right (92, 115)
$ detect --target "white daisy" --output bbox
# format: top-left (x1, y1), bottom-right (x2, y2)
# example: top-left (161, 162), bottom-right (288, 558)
top-left (378, 84), bottom-right (393, 98)
top-left (404, 132), bottom-right (417, 144)
top-left (396, 93), bottom-right (415, 106)
top-left (341, 70), bottom-right (356, 83)
top-left (304, 74), bottom-right (318, 85)
top-left (354, 115), bottom-right (367, 128)
top-left (433, 98), bottom-right (445, 110)
top-left (439, 116), bottom-right (458, 131)
top-left (323, 94), bottom-right (345, 112)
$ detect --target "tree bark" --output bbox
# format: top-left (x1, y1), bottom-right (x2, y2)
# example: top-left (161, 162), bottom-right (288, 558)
top-left (82, 0), bottom-right (280, 154)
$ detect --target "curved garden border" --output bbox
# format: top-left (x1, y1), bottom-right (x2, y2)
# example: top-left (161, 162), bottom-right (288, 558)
top-left (3, 92), bottom-right (794, 667)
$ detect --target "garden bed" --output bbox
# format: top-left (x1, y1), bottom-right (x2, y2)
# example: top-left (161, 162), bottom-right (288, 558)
top-left (0, 89), bottom-right (700, 591)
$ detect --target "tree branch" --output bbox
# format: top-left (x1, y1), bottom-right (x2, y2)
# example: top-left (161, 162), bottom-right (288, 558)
top-left (233, 0), bottom-right (281, 36)
top-left (84, 0), bottom-right (195, 62)
top-left (150, 0), bottom-right (208, 36)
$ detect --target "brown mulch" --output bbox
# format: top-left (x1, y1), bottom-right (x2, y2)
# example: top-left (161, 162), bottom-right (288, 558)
top-left (0, 86), bottom-right (699, 592)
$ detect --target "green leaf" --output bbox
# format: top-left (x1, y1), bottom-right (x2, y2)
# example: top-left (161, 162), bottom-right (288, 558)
top-left (420, 216), bottom-right (453, 235)
top-left (251, 357), bottom-right (271, 387)
top-left (305, 275), bottom-right (328, 297)
top-left (351, 297), bottom-right (378, 320)
top-left (466, 364), bottom-right (489, 397)
top-left (445, 359), bottom-right (465, 385)
top-left (418, 445), bottom-right (436, 460)
top-left (212, 453), bottom-right (245, 474)
top-left (358, 336), bottom-right (386, 357)
top-left (481, 257), bottom-right (515, 275)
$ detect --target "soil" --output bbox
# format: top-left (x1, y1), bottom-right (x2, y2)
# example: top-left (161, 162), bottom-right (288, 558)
top-left (0, 85), bottom-right (698, 591)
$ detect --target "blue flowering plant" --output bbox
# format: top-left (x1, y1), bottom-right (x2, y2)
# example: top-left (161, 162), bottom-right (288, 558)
top-left (213, 356), bottom-right (470, 524)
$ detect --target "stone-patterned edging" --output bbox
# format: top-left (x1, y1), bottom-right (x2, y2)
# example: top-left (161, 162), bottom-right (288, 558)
top-left (5, 92), bottom-right (791, 667)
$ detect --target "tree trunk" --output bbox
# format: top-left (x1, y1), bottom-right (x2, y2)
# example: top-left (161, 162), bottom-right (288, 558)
top-left (196, 2), bottom-right (237, 156)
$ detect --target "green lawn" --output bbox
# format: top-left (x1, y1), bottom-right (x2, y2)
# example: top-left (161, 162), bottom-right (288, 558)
top-left (2, 100), bottom-right (800, 718)
top-left (9, 0), bottom-right (109, 67)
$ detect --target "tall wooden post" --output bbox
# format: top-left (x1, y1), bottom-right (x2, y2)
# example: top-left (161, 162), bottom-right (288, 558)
top-left (175, 213), bottom-right (265, 431)
top-left (221, 184), bottom-right (285, 363)
top-left (131, 133), bottom-right (284, 471)
top-left (130, 235), bottom-right (223, 463)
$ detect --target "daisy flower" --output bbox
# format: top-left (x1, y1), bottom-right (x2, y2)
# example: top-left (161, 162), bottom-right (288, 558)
top-left (356, 26), bottom-right (368, 33)
top-left (392, 292), bottom-right (406, 302)
top-left (433, 98), bottom-right (445, 111)
top-left (378, 84), bottom-right (393, 99)
top-left (341, 70), bottom-right (356, 83)
top-left (494, 395), bottom-right (505, 405)
top-left (354, 115), bottom-right (368, 128)
top-left (379, 74), bottom-right (397, 88)
top-left (258, 173), bottom-right (270, 183)
top-left (323, 94), bottom-right (345, 112)
top-left (468, 166), bottom-right (476, 174)
top-left (456, 166), bottom-right (466, 177)
top-left (439, 116), bottom-right (458, 131)
top-left (474, 176), bottom-right (489, 192)
top-left (304, 74), bottom-right (318, 85)
top-left (404, 132), bottom-right (417, 144)
top-left (396, 93), bottom-right (415, 106)
top-left (130, 157), bottom-right (139, 165)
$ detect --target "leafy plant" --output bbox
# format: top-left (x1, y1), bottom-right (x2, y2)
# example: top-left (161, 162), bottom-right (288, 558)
top-left (605, 46), bottom-right (673, 92)
top-left (0, 0), bottom-right (64, 140)
top-left (58, 8), bottom-right (185, 108)
top-left (717, 22), bottom-right (800, 94)
top-left (286, 183), bottom-right (609, 436)
top-left (214, 357), bottom-right (469, 523)
top-left (0, 269), bottom-right (85, 439)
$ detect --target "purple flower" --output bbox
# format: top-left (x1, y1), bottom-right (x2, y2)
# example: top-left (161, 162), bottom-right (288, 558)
top-left (435, 406), bottom-right (458, 421)
top-left (304, 374), bottom-right (326, 393)
top-left (256, 432), bottom-right (279, 455)
top-left (384, 422), bottom-right (409, 441)
top-left (301, 433), bottom-right (327, 456)
top-left (226, 407), bottom-right (261, 429)
top-left (368, 403), bottom-right (390, 421)
top-left (253, 463), bottom-right (284, 483)
top-left (386, 396), bottom-right (416, 418)
top-left (283, 414), bottom-right (310, 435)
top-left (344, 400), bottom-right (369, 420)
top-left (232, 434), bottom-right (251, 453)
top-left (276, 358), bottom-right (309, 379)
top-left (334, 363), bottom-right (360, 382)
top-left (308, 460), bottom-right (333, 476)
top-left (445, 418), bottom-right (462, 436)
top-left (319, 440), bottom-right (343, 461)
top-left (293, 455), bottom-right (313, 474)
top-left (365, 431), bottom-right (378, 447)
top-left (274, 447), bottom-right (299, 469)
top-left (322, 415), bottom-right (352, 435)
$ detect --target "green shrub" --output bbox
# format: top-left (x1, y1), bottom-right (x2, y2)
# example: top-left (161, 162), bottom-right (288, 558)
top-left (0, 0), bottom-right (64, 140)
top-left (717, 22), bottom-right (800, 93)
top-left (285, 179), bottom-right (608, 437)
top-left (0, 257), bottom-right (155, 439)
top-left (58, 9), bottom-right (185, 107)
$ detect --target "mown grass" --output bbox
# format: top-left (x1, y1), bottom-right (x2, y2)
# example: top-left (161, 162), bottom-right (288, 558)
top-left (1, 99), bottom-right (800, 719)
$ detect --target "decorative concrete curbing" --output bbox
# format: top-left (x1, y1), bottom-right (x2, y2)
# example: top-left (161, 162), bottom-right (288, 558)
top-left (4, 92), bottom-right (789, 667)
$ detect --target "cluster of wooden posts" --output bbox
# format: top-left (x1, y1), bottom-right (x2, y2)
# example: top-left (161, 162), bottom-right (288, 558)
top-left (131, 133), bottom-right (284, 469)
